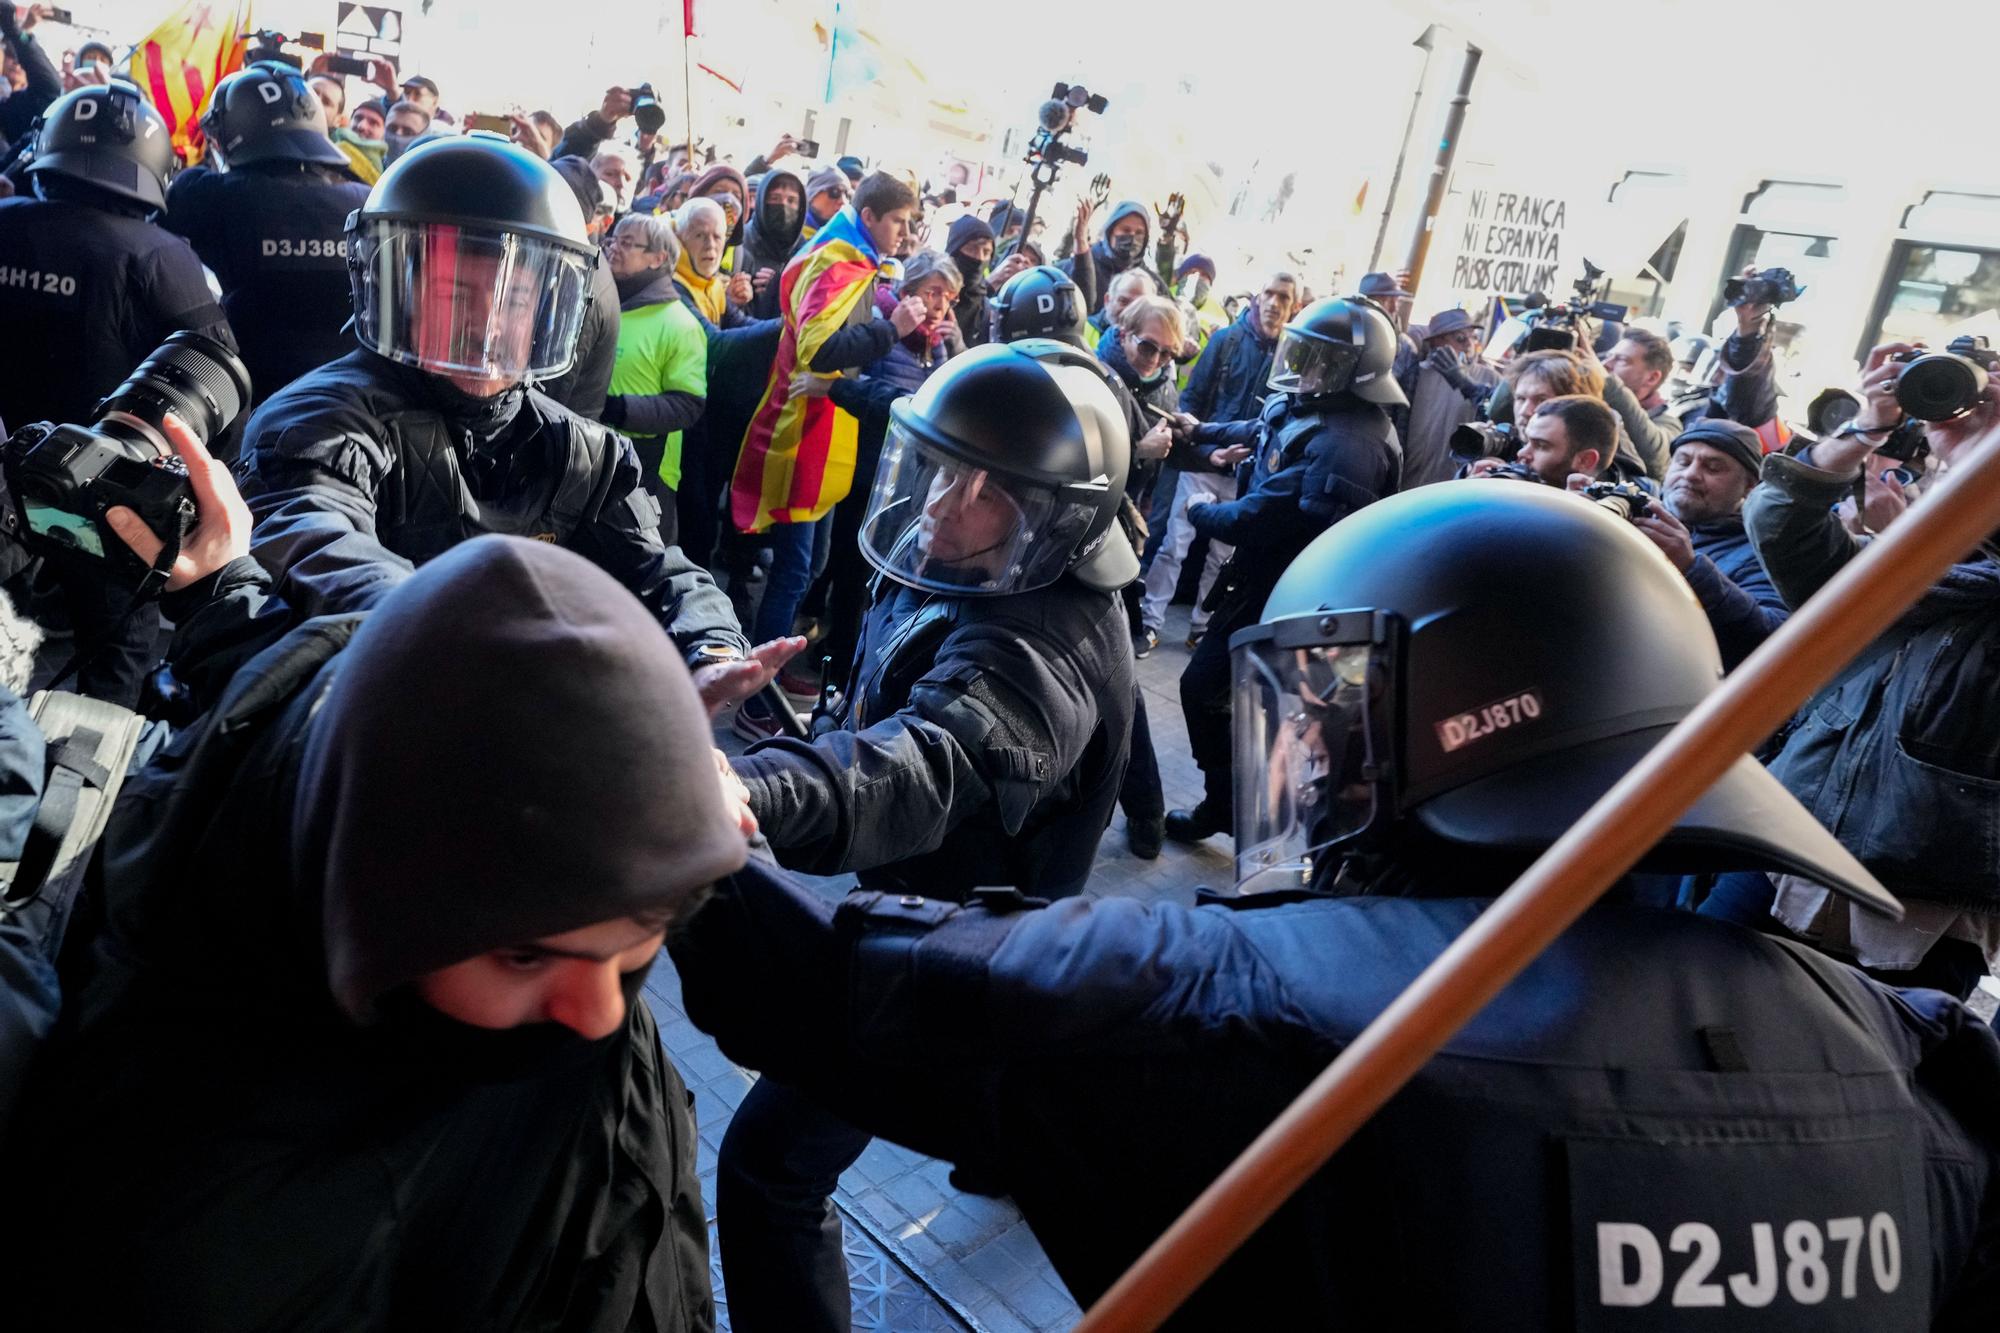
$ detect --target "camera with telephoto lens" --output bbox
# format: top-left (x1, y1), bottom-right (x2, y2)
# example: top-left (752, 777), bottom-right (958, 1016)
top-left (1723, 267), bottom-right (1803, 310)
top-left (1892, 334), bottom-right (1999, 422)
top-left (0, 332), bottom-right (250, 584)
top-left (628, 82), bottom-right (665, 136)
top-left (1582, 480), bottom-right (1655, 522)
top-left (1448, 420), bottom-right (1518, 463)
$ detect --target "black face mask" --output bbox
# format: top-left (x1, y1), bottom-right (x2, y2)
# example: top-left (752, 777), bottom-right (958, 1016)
top-left (1110, 233), bottom-right (1146, 262)
top-left (764, 203), bottom-right (800, 237)
top-left (953, 252), bottom-right (984, 286)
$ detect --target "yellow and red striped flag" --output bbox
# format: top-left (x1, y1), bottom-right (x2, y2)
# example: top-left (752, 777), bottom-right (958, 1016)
top-left (730, 205), bottom-right (895, 533)
top-left (126, 0), bottom-right (256, 164)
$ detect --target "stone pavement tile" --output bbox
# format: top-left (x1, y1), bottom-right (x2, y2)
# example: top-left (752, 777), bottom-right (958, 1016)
top-left (968, 1297), bottom-right (1039, 1333)
top-left (916, 1199), bottom-right (993, 1253)
top-left (882, 1166), bottom-right (949, 1222)
top-left (960, 1234), bottom-right (1039, 1298)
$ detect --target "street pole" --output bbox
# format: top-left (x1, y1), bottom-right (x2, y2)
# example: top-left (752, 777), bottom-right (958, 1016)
top-left (1401, 39), bottom-right (1482, 295)
top-left (1367, 24), bottom-right (1438, 274)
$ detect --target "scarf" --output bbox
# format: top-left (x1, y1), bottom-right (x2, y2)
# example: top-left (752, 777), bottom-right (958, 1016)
top-left (676, 246), bottom-right (728, 325)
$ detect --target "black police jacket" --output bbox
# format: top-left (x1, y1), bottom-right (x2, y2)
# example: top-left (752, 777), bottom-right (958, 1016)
top-left (3, 601), bottom-right (716, 1332)
top-left (675, 868), bottom-right (2000, 1331)
top-left (541, 248), bottom-right (619, 420)
top-left (238, 349), bottom-right (746, 663)
top-left (0, 193), bottom-right (235, 434)
top-left (1187, 392), bottom-right (1401, 585)
top-left (163, 163), bottom-right (369, 407)
top-left (732, 573), bottom-right (1135, 898)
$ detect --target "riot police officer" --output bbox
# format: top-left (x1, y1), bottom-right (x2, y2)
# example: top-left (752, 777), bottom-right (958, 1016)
top-left (716, 338), bottom-right (1138, 1331)
top-left (165, 62), bottom-right (370, 410)
top-left (1166, 293), bottom-right (1405, 845)
top-left (0, 82), bottom-right (237, 703)
top-left (239, 136), bottom-right (793, 705)
top-left (673, 483), bottom-right (2000, 1328)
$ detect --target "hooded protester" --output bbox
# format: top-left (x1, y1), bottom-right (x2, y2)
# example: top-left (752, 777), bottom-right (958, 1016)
top-left (1, 536), bottom-right (748, 1331)
top-left (737, 167), bottom-right (807, 320)
top-left (1064, 198), bottom-right (1150, 316)
top-left (944, 213), bottom-right (996, 347)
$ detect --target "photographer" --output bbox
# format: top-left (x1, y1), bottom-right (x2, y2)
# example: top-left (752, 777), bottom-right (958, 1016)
top-left (0, 84), bottom-right (238, 703)
top-left (1627, 420), bottom-right (1789, 671)
top-left (1676, 267), bottom-right (1789, 442)
top-left (1489, 349), bottom-right (1653, 481)
top-left (1467, 394), bottom-right (1614, 488)
top-left (1591, 326), bottom-right (1683, 480)
top-left (165, 65), bottom-right (372, 411)
top-left (1742, 340), bottom-right (2000, 997)
top-left (238, 137), bottom-right (794, 714)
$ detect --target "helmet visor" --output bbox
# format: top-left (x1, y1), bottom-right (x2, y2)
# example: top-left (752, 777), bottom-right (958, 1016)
top-left (350, 219), bottom-right (592, 383)
top-left (859, 422), bottom-right (1100, 596)
top-left (1268, 326), bottom-right (1359, 396)
top-left (1231, 618), bottom-right (1389, 894)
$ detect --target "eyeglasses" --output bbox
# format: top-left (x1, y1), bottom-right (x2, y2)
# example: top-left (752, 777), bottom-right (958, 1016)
top-left (1130, 335), bottom-right (1174, 361)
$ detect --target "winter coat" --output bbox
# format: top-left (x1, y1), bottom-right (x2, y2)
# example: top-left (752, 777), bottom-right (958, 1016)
top-left (606, 268), bottom-right (708, 490)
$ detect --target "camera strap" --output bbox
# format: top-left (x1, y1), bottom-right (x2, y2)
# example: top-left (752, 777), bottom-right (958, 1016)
top-left (42, 534), bottom-right (182, 694)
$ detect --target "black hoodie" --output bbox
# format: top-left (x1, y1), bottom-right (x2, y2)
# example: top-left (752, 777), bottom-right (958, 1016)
top-left (737, 168), bottom-right (806, 319)
top-left (3, 537), bottom-right (743, 1331)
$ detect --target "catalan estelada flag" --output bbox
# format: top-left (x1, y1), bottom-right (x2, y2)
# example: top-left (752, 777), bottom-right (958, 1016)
top-left (730, 205), bottom-right (893, 533)
top-left (126, 0), bottom-right (256, 164)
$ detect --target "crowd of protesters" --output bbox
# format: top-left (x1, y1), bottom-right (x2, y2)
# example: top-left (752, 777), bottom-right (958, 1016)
top-left (0, 16), bottom-right (1998, 1331)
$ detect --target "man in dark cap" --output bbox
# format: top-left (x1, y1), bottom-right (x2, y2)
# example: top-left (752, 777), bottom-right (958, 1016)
top-left (944, 212), bottom-right (996, 345)
top-left (796, 165), bottom-right (848, 250)
top-left (835, 154), bottom-right (865, 185)
top-left (1628, 418), bottom-right (1787, 672)
top-left (2, 535), bottom-right (748, 1330)
top-left (1394, 306), bottom-right (1499, 489)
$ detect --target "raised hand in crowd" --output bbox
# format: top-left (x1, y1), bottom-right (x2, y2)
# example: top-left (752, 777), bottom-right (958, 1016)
top-left (1088, 171), bottom-right (1111, 212)
top-left (598, 85), bottom-right (636, 123)
top-left (764, 133), bottom-right (802, 165)
top-left (988, 250), bottom-right (1032, 290)
top-left (1155, 191), bottom-right (1185, 240)
top-left (727, 270), bottom-right (754, 309)
top-left (1071, 195), bottom-right (1096, 256)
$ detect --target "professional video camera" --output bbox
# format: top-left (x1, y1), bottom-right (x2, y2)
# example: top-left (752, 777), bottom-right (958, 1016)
top-left (1581, 480), bottom-right (1655, 522)
top-left (1517, 263), bottom-right (1630, 354)
top-left (1011, 82), bottom-right (1108, 249)
top-left (1723, 267), bottom-right (1803, 310)
top-left (1892, 334), bottom-right (1999, 422)
top-left (0, 333), bottom-right (250, 586)
top-left (1448, 420), bottom-right (1518, 463)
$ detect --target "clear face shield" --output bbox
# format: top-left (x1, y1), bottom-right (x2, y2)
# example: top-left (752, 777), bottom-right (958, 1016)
top-left (858, 421), bottom-right (1103, 595)
top-left (1231, 611), bottom-right (1396, 894)
top-left (349, 219), bottom-right (593, 385)
top-left (1268, 325), bottom-right (1360, 397)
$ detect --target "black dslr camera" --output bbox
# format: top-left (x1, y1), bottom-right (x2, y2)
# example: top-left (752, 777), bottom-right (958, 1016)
top-left (1582, 480), bottom-right (1655, 522)
top-left (0, 333), bottom-right (250, 584)
top-left (1892, 334), bottom-right (1999, 422)
top-left (1448, 420), bottom-right (1518, 463)
top-left (629, 82), bottom-right (666, 136)
top-left (1723, 267), bottom-right (1803, 309)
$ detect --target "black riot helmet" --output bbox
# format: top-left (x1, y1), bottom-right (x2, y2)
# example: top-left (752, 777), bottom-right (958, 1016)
top-left (200, 62), bottom-right (348, 169)
top-left (861, 339), bottom-right (1137, 596)
top-left (991, 265), bottom-right (1090, 349)
top-left (347, 134), bottom-right (597, 384)
top-left (1269, 294), bottom-right (1407, 406)
top-left (28, 82), bottom-right (175, 212)
top-left (1228, 482), bottom-right (1899, 919)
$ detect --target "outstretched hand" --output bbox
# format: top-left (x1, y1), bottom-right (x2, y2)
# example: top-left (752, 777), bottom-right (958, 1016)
top-left (103, 413), bottom-right (251, 591)
top-left (692, 636), bottom-right (809, 718)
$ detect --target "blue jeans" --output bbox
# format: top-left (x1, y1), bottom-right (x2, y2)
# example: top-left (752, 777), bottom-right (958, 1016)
top-left (751, 519), bottom-right (822, 646)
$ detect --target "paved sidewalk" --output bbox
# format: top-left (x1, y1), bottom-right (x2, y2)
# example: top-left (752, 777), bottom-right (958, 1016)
top-left (665, 601), bottom-right (1226, 1332)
